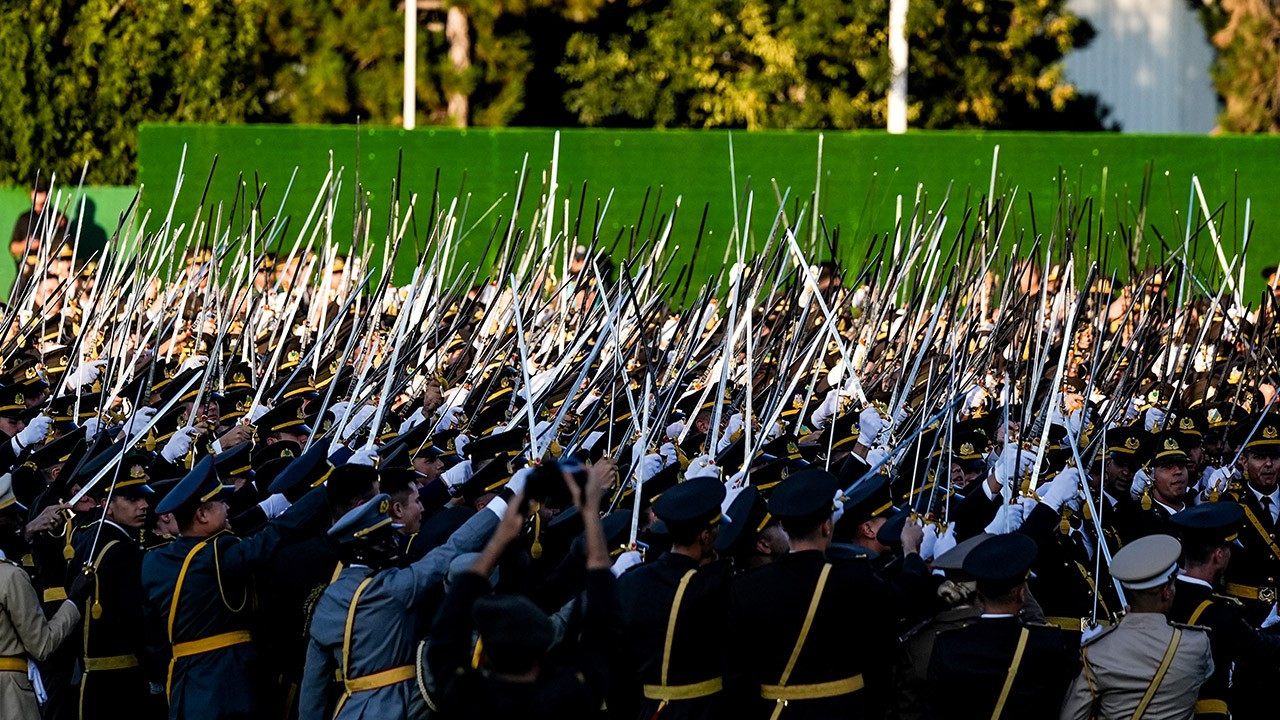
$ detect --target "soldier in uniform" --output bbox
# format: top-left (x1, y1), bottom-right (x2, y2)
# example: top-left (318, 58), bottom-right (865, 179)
top-left (728, 467), bottom-right (924, 718)
top-left (927, 533), bottom-right (1079, 720)
top-left (1119, 432), bottom-right (1194, 542)
top-left (71, 454), bottom-right (154, 719)
top-left (612, 474), bottom-right (730, 720)
top-left (0, 473), bottom-right (85, 720)
top-left (1169, 501), bottom-right (1280, 720)
top-left (140, 454), bottom-right (326, 720)
top-left (1061, 534), bottom-right (1213, 719)
top-left (1221, 414), bottom-right (1280, 623)
top-left (299, 466), bottom-right (506, 719)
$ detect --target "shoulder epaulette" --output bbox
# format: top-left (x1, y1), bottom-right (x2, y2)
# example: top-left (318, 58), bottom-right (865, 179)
top-left (898, 618), bottom-right (933, 643)
top-left (1211, 592), bottom-right (1243, 607)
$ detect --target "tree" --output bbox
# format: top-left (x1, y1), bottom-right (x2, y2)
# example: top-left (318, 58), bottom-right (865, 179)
top-left (1193, 0), bottom-right (1280, 133)
top-left (558, 0), bottom-right (1105, 130)
top-left (0, 0), bottom-right (266, 186)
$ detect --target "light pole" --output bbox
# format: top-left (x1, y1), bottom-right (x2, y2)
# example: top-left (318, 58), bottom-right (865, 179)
top-left (888, 0), bottom-right (908, 134)
top-left (403, 0), bottom-right (417, 129)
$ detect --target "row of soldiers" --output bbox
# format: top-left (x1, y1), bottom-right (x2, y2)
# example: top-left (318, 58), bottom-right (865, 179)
top-left (4, 170), bottom-right (1280, 720)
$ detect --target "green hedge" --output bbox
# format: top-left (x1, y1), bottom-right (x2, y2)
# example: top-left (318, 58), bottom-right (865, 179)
top-left (120, 125), bottom-right (1280, 298)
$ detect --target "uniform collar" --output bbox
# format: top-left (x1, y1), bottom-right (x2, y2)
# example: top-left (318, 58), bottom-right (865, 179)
top-left (1177, 574), bottom-right (1213, 590)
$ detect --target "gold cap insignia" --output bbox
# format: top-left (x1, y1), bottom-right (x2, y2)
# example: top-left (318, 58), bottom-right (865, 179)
top-left (1208, 408), bottom-right (1223, 424)
top-left (378, 498), bottom-right (390, 514)
top-left (1179, 417), bottom-right (1194, 431)
top-left (1124, 437), bottom-right (1140, 450)
top-left (1265, 426), bottom-right (1279, 440)
top-left (960, 442), bottom-right (975, 456)
top-left (1163, 438), bottom-right (1179, 451)
top-left (296, 406), bottom-right (306, 420)
top-left (13, 393), bottom-right (23, 406)
top-left (129, 464), bottom-right (147, 479)
top-left (24, 367), bottom-right (37, 380)
top-left (281, 448), bottom-right (295, 458)
top-left (233, 372), bottom-right (247, 384)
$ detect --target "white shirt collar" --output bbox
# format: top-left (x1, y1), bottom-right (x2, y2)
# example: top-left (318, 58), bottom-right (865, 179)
top-left (1177, 574), bottom-right (1214, 590)
top-left (1249, 485), bottom-right (1279, 503)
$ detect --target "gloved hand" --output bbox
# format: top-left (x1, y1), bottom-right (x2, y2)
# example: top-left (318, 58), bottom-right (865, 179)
top-left (1144, 406), bottom-right (1167, 433)
top-left (160, 428), bottom-right (195, 463)
top-left (919, 522), bottom-right (939, 561)
top-left (248, 403), bottom-right (270, 423)
top-left (659, 442), bottom-right (678, 467)
top-left (122, 407), bottom-right (158, 437)
top-left (932, 522), bottom-right (958, 560)
top-left (434, 404), bottom-right (465, 434)
top-left (857, 406), bottom-right (888, 446)
top-left (1130, 469), bottom-right (1151, 502)
top-left (1197, 466), bottom-right (1235, 502)
top-left (506, 466), bottom-right (532, 496)
top-left (83, 416), bottom-right (101, 442)
top-left (327, 402), bottom-right (351, 426)
top-left (339, 405), bottom-right (376, 442)
top-left (348, 442), bottom-right (379, 467)
top-left (14, 415), bottom-right (53, 451)
top-left (178, 354), bottom-right (208, 374)
top-left (717, 413), bottom-right (745, 452)
top-left (257, 494), bottom-right (291, 519)
top-left (665, 420), bottom-right (685, 441)
top-left (442, 460), bottom-right (473, 489)
top-left (65, 360), bottom-right (106, 389)
top-left (454, 433), bottom-right (471, 457)
top-left (685, 454), bottom-right (719, 481)
top-left (992, 443), bottom-right (1037, 487)
top-left (810, 389), bottom-right (841, 429)
top-left (831, 491), bottom-right (846, 524)
top-left (1038, 468), bottom-right (1083, 512)
top-left (611, 550), bottom-right (643, 578)
top-left (984, 500), bottom-right (1030, 534)
top-left (639, 453), bottom-right (665, 483)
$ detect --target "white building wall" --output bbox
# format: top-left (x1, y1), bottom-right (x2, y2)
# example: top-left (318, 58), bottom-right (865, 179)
top-left (1064, 0), bottom-right (1218, 134)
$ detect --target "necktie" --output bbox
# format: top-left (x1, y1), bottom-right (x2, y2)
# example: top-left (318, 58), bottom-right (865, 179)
top-left (1262, 495), bottom-right (1275, 523)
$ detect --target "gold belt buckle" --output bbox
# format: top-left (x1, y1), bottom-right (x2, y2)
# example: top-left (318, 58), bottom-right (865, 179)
top-left (1259, 587), bottom-right (1277, 604)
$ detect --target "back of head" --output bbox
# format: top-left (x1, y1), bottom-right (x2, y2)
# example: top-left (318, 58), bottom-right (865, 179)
top-left (327, 464), bottom-right (380, 520)
top-left (473, 593), bottom-right (554, 675)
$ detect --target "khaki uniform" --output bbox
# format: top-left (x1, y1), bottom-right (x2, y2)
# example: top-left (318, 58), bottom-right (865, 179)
top-left (0, 558), bottom-right (81, 720)
top-left (1060, 612), bottom-right (1212, 720)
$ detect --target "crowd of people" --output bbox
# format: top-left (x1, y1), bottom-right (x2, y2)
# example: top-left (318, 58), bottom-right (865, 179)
top-left (3, 174), bottom-right (1280, 720)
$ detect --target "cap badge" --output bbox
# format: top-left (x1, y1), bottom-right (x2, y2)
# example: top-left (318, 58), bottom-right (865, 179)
top-left (1179, 417), bottom-right (1194, 430)
top-left (959, 442), bottom-right (974, 456)
top-left (130, 464), bottom-right (146, 479)
top-left (1163, 438), bottom-right (1179, 450)
top-left (13, 393), bottom-right (23, 406)
top-left (1124, 437), bottom-right (1140, 450)
top-left (1265, 426), bottom-right (1279, 440)
top-left (378, 498), bottom-right (390, 514)
top-left (281, 448), bottom-right (295, 458)
top-left (296, 406), bottom-right (306, 420)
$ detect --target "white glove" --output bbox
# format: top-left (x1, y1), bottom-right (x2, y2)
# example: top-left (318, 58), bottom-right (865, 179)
top-left (810, 389), bottom-right (841, 429)
top-left (857, 406), bottom-right (888, 446)
top-left (340, 405), bottom-right (376, 442)
top-left (639, 453), bottom-right (665, 483)
top-left (993, 443), bottom-right (1037, 487)
top-left (327, 402), bottom-right (351, 426)
top-left (892, 404), bottom-right (910, 426)
top-left (685, 454), bottom-right (719, 481)
top-left (932, 522), bottom-right (958, 559)
top-left (1038, 468), bottom-right (1083, 512)
top-left (160, 428), bottom-right (195, 463)
top-left (985, 500), bottom-right (1030, 534)
top-left (123, 406), bottom-right (158, 437)
top-left (178, 354), bottom-right (208, 374)
top-left (1144, 406), bottom-right (1167, 433)
top-left (442, 459), bottom-right (473, 489)
top-left (453, 433), bottom-right (471, 457)
top-left (1197, 466), bottom-right (1235, 503)
top-left (919, 522), bottom-right (939, 561)
top-left (348, 442), bottom-right (379, 467)
top-left (1130, 469), bottom-right (1151, 502)
top-left (611, 550), bottom-right (643, 577)
top-left (717, 413), bottom-right (745, 452)
top-left (248, 404), bottom-right (270, 423)
top-left (257, 493), bottom-right (291, 519)
top-left (506, 466), bottom-right (532, 496)
top-left (659, 442), bottom-right (678, 467)
top-left (14, 415), bottom-right (52, 451)
top-left (65, 360), bottom-right (106, 388)
top-left (398, 407), bottom-right (427, 434)
top-left (831, 491), bottom-right (846, 524)
top-left (83, 416), bottom-right (101, 442)
top-left (665, 420), bottom-right (685, 440)
top-left (434, 404), bottom-right (465, 434)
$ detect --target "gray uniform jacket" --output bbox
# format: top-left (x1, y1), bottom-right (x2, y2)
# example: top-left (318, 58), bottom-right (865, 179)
top-left (1060, 612), bottom-right (1213, 720)
top-left (298, 505), bottom-right (499, 720)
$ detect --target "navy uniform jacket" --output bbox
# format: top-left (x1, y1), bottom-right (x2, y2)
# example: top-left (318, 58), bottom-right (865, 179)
top-left (1170, 575), bottom-right (1280, 720)
top-left (611, 552), bottom-right (732, 720)
top-left (1020, 503), bottom-right (1117, 627)
top-left (727, 549), bottom-right (920, 719)
top-left (70, 520), bottom-right (148, 719)
top-left (299, 506), bottom-right (498, 720)
top-left (926, 615), bottom-right (1079, 720)
top-left (141, 487), bottom-right (325, 720)
top-left (1223, 487), bottom-right (1280, 623)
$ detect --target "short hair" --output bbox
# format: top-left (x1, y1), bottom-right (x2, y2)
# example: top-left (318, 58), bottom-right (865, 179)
top-left (380, 472), bottom-right (417, 499)
top-left (780, 510), bottom-right (831, 541)
top-left (174, 500), bottom-right (218, 531)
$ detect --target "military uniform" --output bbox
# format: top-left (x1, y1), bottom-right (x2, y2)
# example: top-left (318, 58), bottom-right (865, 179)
top-left (0, 552), bottom-right (81, 720)
top-left (612, 477), bottom-right (730, 720)
top-left (1061, 534), bottom-right (1214, 720)
top-left (140, 456), bottom-right (325, 720)
top-left (299, 493), bottom-right (499, 719)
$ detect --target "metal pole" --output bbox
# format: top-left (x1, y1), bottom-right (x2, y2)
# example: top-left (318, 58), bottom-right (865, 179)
top-left (888, 0), bottom-right (908, 134)
top-left (404, 0), bottom-right (417, 130)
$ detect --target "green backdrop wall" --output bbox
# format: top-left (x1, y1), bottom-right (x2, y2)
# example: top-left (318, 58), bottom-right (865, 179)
top-left (105, 125), bottom-right (1280, 300)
